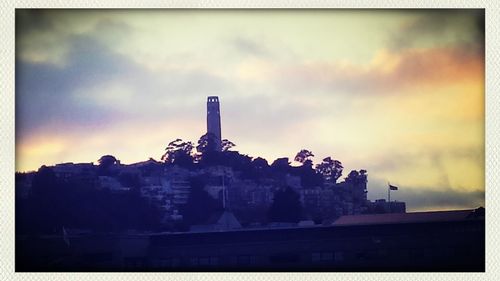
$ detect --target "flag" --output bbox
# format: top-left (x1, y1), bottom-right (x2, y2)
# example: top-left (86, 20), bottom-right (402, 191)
top-left (389, 184), bottom-right (399, 191)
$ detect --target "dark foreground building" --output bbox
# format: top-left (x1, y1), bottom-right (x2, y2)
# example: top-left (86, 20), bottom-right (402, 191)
top-left (16, 208), bottom-right (484, 272)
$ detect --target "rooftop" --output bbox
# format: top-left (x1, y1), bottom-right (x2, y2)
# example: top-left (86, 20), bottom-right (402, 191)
top-left (332, 207), bottom-right (484, 226)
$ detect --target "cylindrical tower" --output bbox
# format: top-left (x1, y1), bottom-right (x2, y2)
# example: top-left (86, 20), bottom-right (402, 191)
top-left (207, 96), bottom-right (222, 151)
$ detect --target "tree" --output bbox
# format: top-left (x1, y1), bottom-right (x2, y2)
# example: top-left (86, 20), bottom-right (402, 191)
top-left (196, 133), bottom-right (218, 155)
top-left (359, 169), bottom-right (368, 183)
top-left (345, 169), bottom-right (368, 185)
top-left (161, 139), bottom-right (194, 167)
top-left (98, 155), bottom-right (118, 167)
top-left (180, 176), bottom-right (221, 226)
top-left (270, 157), bottom-right (291, 173)
top-left (196, 134), bottom-right (237, 165)
top-left (98, 155), bottom-right (119, 175)
top-left (268, 186), bottom-right (302, 223)
top-left (316, 157), bottom-right (343, 183)
top-left (196, 133), bottom-right (223, 165)
top-left (247, 157), bottom-right (270, 180)
top-left (196, 135), bottom-right (236, 153)
top-left (252, 157), bottom-right (269, 170)
top-left (221, 139), bottom-right (236, 152)
top-left (294, 149), bottom-right (314, 165)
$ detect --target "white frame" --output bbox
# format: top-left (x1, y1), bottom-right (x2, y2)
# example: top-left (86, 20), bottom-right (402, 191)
top-left (1, 1), bottom-right (497, 280)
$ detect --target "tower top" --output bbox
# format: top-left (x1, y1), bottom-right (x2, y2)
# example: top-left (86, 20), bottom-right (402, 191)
top-left (207, 96), bottom-right (219, 103)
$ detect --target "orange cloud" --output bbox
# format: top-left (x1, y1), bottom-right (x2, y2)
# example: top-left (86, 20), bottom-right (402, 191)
top-left (267, 45), bottom-right (484, 95)
top-left (384, 46), bottom-right (483, 89)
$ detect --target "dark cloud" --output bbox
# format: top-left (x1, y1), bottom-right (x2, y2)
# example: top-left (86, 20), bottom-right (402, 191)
top-left (16, 30), bottom-right (231, 140)
top-left (370, 145), bottom-right (483, 173)
top-left (370, 150), bottom-right (452, 188)
top-left (368, 184), bottom-right (484, 212)
top-left (388, 10), bottom-right (485, 52)
top-left (16, 34), bottom-right (131, 138)
top-left (361, 145), bottom-right (484, 211)
top-left (389, 12), bottom-right (448, 51)
top-left (406, 188), bottom-right (484, 210)
top-left (15, 10), bottom-right (234, 139)
top-left (16, 10), bottom-right (56, 38)
top-left (450, 146), bottom-right (484, 168)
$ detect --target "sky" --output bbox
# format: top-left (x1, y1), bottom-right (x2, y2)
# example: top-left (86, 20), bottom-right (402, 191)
top-left (15, 9), bottom-right (485, 211)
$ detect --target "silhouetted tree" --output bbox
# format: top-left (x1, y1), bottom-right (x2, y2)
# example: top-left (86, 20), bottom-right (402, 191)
top-left (161, 139), bottom-right (194, 167)
top-left (196, 133), bottom-right (218, 155)
top-left (316, 157), bottom-right (343, 183)
top-left (294, 149), bottom-right (314, 165)
top-left (98, 155), bottom-right (118, 168)
top-left (251, 157), bottom-right (269, 179)
top-left (297, 165), bottom-right (323, 188)
top-left (196, 134), bottom-right (237, 165)
top-left (180, 176), bottom-right (220, 226)
top-left (98, 155), bottom-right (118, 176)
top-left (290, 154), bottom-right (323, 188)
top-left (360, 169), bottom-right (368, 182)
top-left (196, 133), bottom-right (220, 165)
top-left (252, 157), bottom-right (269, 170)
top-left (270, 157), bottom-right (291, 174)
top-left (219, 151), bottom-right (254, 178)
top-left (268, 186), bottom-right (302, 223)
top-left (345, 169), bottom-right (368, 185)
top-left (221, 139), bottom-right (236, 152)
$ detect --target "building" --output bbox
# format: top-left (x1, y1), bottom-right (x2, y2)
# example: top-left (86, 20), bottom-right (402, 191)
top-left (15, 172), bottom-right (34, 199)
top-left (52, 162), bottom-right (97, 187)
top-left (170, 179), bottom-right (191, 206)
top-left (98, 176), bottom-right (130, 193)
top-left (190, 210), bottom-right (243, 232)
top-left (16, 208), bottom-right (484, 271)
top-left (163, 166), bottom-right (191, 202)
top-left (367, 199), bottom-right (406, 214)
top-left (207, 96), bottom-right (222, 151)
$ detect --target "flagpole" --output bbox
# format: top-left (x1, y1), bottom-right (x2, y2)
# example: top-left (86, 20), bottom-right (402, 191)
top-left (388, 182), bottom-right (391, 202)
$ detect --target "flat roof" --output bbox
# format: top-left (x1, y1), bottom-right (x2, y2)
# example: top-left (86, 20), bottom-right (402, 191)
top-left (333, 208), bottom-right (483, 226)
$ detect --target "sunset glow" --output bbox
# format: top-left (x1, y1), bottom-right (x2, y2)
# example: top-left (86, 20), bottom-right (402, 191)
top-left (16, 9), bottom-right (484, 211)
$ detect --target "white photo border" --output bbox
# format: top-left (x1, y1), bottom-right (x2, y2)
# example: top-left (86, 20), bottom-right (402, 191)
top-left (1, 1), bottom-right (498, 280)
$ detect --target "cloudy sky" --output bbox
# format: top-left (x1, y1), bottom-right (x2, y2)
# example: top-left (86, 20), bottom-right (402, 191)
top-left (15, 9), bottom-right (484, 211)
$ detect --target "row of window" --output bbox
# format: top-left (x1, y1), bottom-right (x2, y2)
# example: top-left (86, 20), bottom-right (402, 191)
top-left (311, 251), bottom-right (344, 262)
top-left (148, 255), bottom-right (258, 268)
top-left (131, 245), bottom-right (480, 269)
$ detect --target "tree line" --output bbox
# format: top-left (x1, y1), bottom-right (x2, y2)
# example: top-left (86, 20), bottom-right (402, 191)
top-left (16, 133), bottom-right (365, 234)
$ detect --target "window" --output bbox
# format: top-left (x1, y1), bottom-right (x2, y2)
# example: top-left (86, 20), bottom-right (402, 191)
top-left (189, 257), bottom-right (198, 266)
top-left (356, 252), bottom-right (368, 260)
top-left (199, 257), bottom-right (210, 266)
top-left (335, 251), bottom-right (344, 262)
top-left (311, 253), bottom-right (321, 262)
top-left (152, 258), bottom-right (180, 268)
top-left (237, 255), bottom-right (250, 265)
top-left (237, 255), bottom-right (257, 265)
top-left (124, 257), bottom-right (144, 269)
top-left (321, 252), bottom-right (333, 261)
top-left (189, 257), bottom-right (219, 267)
top-left (210, 257), bottom-right (219, 266)
top-left (311, 251), bottom-right (336, 263)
